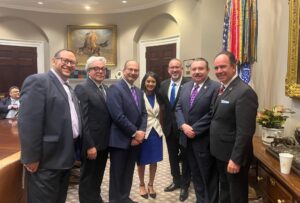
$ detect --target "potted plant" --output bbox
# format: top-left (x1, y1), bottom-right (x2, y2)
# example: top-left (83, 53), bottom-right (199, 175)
top-left (256, 105), bottom-right (294, 145)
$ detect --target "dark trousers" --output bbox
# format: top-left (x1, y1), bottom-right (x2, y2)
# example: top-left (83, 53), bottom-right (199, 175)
top-left (79, 149), bottom-right (108, 203)
top-left (187, 145), bottom-right (218, 203)
top-left (26, 168), bottom-right (70, 203)
top-left (165, 129), bottom-right (190, 188)
top-left (109, 146), bottom-right (140, 203)
top-left (216, 160), bottom-right (250, 203)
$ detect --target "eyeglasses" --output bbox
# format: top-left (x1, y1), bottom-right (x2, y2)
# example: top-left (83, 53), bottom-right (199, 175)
top-left (89, 66), bottom-right (106, 72)
top-left (56, 57), bottom-right (77, 66)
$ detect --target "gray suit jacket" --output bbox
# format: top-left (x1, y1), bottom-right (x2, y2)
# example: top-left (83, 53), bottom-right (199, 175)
top-left (18, 71), bottom-right (80, 169)
top-left (210, 77), bottom-right (258, 166)
top-left (175, 78), bottom-right (220, 149)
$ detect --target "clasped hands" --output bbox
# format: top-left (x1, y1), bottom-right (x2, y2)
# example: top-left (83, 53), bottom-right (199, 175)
top-left (131, 130), bottom-right (145, 146)
top-left (181, 124), bottom-right (196, 138)
top-left (24, 162), bottom-right (39, 173)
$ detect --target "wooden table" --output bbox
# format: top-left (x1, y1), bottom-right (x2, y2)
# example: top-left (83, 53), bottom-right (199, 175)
top-left (0, 119), bottom-right (25, 203)
top-left (253, 136), bottom-right (300, 202)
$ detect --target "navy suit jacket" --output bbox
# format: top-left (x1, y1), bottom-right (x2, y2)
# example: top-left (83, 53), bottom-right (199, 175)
top-left (210, 77), bottom-right (258, 166)
top-left (0, 97), bottom-right (11, 119)
top-left (74, 78), bottom-right (111, 152)
top-left (18, 71), bottom-right (81, 169)
top-left (106, 79), bottom-right (147, 149)
top-left (175, 78), bottom-right (220, 149)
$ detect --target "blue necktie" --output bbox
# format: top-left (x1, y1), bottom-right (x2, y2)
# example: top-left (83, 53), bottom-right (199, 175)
top-left (170, 83), bottom-right (176, 107)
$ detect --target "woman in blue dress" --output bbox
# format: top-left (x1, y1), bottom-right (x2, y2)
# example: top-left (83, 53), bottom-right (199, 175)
top-left (138, 71), bottom-right (164, 199)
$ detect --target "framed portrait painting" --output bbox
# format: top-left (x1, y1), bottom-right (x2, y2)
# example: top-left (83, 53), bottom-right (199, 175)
top-left (67, 25), bottom-right (117, 67)
top-left (183, 59), bottom-right (194, 77)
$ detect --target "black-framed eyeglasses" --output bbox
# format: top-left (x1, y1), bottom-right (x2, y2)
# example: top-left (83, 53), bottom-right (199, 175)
top-left (89, 66), bottom-right (107, 72)
top-left (56, 57), bottom-right (77, 66)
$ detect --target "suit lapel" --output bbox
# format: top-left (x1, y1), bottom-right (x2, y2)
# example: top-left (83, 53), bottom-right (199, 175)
top-left (87, 78), bottom-right (106, 103)
top-left (48, 71), bottom-right (68, 103)
top-left (214, 77), bottom-right (239, 113)
top-left (120, 79), bottom-right (140, 113)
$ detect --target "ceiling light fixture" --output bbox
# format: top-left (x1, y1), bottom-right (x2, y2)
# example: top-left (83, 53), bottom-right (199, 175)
top-left (37, 1), bottom-right (43, 5)
top-left (85, 5), bottom-right (91, 10)
top-left (122, 0), bottom-right (127, 3)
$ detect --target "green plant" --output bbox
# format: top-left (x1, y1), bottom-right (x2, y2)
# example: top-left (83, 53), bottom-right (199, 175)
top-left (256, 105), bottom-right (294, 129)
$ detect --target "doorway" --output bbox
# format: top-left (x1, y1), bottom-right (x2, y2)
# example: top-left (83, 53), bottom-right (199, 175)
top-left (146, 43), bottom-right (176, 82)
top-left (139, 36), bottom-right (180, 84)
top-left (0, 45), bottom-right (37, 96)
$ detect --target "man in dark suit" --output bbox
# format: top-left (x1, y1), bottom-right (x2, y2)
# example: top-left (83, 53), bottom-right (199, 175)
top-left (175, 58), bottom-right (219, 203)
top-left (74, 56), bottom-right (111, 203)
top-left (18, 49), bottom-right (81, 203)
top-left (159, 58), bottom-right (191, 202)
top-left (0, 86), bottom-right (20, 119)
top-left (210, 51), bottom-right (258, 203)
top-left (106, 60), bottom-right (147, 203)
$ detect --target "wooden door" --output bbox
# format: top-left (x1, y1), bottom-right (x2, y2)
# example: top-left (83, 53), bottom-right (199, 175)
top-left (146, 43), bottom-right (176, 82)
top-left (0, 45), bottom-right (37, 96)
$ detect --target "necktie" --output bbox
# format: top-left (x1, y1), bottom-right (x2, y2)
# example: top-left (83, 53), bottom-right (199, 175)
top-left (190, 84), bottom-right (199, 107)
top-left (99, 85), bottom-right (106, 100)
top-left (170, 83), bottom-right (176, 107)
top-left (218, 84), bottom-right (225, 96)
top-left (131, 87), bottom-right (138, 106)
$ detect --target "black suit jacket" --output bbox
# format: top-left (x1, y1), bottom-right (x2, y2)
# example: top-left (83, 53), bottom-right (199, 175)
top-left (74, 78), bottom-right (111, 152)
top-left (210, 77), bottom-right (258, 166)
top-left (159, 77), bottom-right (190, 137)
top-left (18, 71), bottom-right (81, 169)
top-left (0, 97), bottom-right (11, 119)
top-left (175, 78), bottom-right (220, 149)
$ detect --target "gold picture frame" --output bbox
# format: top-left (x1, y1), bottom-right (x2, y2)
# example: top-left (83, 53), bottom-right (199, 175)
top-left (67, 25), bottom-right (117, 67)
top-left (286, 0), bottom-right (300, 98)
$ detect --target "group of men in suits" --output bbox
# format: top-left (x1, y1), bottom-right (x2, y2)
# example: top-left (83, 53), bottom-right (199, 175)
top-left (18, 48), bottom-right (258, 203)
top-left (0, 86), bottom-right (20, 119)
top-left (162, 51), bottom-right (258, 203)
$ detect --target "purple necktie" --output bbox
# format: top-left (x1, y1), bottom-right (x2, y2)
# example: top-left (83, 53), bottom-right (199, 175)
top-left (190, 84), bottom-right (199, 107)
top-left (131, 87), bottom-right (138, 106)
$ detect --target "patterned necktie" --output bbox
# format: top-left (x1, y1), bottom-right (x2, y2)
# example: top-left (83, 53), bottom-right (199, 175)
top-left (131, 87), bottom-right (138, 106)
top-left (218, 84), bottom-right (225, 96)
top-left (99, 85), bottom-right (106, 100)
top-left (170, 83), bottom-right (176, 107)
top-left (190, 84), bottom-right (199, 107)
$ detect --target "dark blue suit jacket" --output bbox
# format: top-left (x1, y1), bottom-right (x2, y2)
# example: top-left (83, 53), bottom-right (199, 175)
top-left (106, 79), bottom-right (147, 149)
top-left (0, 97), bottom-right (11, 119)
top-left (18, 70), bottom-right (80, 169)
top-left (175, 78), bottom-right (220, 149)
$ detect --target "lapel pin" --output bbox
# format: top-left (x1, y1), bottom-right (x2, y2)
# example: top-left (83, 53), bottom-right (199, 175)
top-left (204, 86), bottom-right (207, 89)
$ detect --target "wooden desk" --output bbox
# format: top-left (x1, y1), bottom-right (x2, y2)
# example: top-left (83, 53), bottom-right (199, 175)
top-left (253, 136), bottom-right (300, 202)
top-left (0, 119), bottom-right (25, 203)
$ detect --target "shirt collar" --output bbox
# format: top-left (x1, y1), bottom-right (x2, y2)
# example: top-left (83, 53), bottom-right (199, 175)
top-left (51, 69), bottom-right (68, 86)
top-left (222, 74), bottom-right (238, 89)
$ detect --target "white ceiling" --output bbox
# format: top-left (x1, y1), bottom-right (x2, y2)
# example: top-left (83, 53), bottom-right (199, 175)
top-left (0, 0), bottom-right (174, 14)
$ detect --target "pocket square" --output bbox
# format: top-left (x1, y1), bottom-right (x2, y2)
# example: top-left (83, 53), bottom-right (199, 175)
top-left (221, 100), bottom-right (229, 104)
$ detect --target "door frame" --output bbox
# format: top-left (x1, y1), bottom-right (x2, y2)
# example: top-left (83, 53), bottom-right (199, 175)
top-left (0, 39), bottom-right (45, 73)
top-left (139, 35), bottom-right (180, 84)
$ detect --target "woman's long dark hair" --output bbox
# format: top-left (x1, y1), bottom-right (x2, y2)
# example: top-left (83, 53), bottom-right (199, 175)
top-left (141, 71), bottom-right (163, 104)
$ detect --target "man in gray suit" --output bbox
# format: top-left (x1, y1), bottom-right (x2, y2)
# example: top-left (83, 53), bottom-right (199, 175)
top-left (175, 58), bottom-right (219, 203)
top-left (18, 49), bottom-right (81, 203)
top-left (210, 51), bottom-right (258, 203)
top-left (75, 56), bottom-right (111, 203)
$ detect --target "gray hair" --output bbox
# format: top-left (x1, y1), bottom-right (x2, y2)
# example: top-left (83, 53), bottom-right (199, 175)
top-left (85, 56), bottom-right (107, 71)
